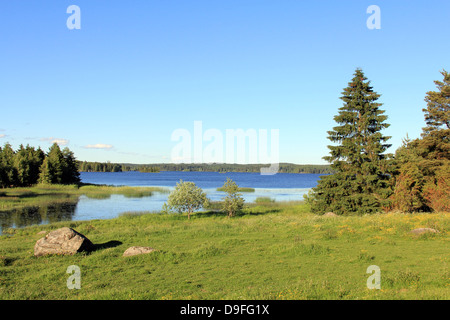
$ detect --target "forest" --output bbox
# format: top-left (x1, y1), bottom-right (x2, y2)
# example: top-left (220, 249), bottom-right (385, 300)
top-left (0, 143), bottom-right (80, 188)
top-left (77, 161), bottom-right (160, 173)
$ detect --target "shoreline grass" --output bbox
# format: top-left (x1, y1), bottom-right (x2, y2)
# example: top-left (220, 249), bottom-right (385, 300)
top-left (216, 187), bottom-right (255, 192)
top-left (0, 184), bottom-right (170, 212)
top-left (0, 201), bottom-right (448, 300)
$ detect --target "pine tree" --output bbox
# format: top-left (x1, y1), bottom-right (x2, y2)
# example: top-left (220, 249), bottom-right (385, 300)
top-left (14, 144), bottom-right (31, 187)
top-left (46, 143), bottom-right (65, 184)
top-left (310, 69), bottom-right (392, 215)
top-left (0, 143), bottom-right (18, 187)
top-left (423, 69), bottom-right (450, 134)
top-left (38, 157), bottom-right (52, 184)
top-left (62, 147), bottom-right (80, 184)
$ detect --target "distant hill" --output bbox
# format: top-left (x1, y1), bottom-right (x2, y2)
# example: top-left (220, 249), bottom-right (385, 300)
top-left (78, 161), bottom-right (333, 174)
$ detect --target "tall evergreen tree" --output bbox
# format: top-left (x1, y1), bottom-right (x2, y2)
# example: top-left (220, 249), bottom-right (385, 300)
top-left (14, 144), bottom-right (31, 187)
top-left (61, 147), bottom-right (80, 184)
top-left (310, 69), bottom-right (392, 215)
top-left (38, 157), bottom-right (53, 184)
top-left (0, 143), bottom-right (18, 187)
top-left (423, 69), bottom-right (450, 134)
top-left (47, 143), bottom-right (65, 184)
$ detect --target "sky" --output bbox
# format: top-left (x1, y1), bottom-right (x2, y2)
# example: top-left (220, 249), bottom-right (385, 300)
top-left (0, 0), bottom-right (449, 165)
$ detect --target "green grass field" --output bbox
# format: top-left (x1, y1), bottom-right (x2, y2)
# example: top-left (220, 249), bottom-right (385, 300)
top-left (0, 200), bottom-right (448, 300)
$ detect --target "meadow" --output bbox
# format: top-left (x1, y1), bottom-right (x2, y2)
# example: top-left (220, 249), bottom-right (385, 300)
top-left (0, 200), bottom-right (448, 300)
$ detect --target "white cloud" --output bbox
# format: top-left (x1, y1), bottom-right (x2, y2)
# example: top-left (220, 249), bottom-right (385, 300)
top-left (0, 134), bottom-right (5, 138)
top-left (40, 137), bottom-right (69, 146)
top-left (83, 144), bottom-right (114, 150)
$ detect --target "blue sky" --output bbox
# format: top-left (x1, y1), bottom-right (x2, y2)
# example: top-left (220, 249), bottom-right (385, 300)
top-left (0, 0), bottom-right (449, 165)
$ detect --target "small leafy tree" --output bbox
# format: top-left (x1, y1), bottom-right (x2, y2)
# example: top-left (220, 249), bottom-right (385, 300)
top-left (166, 180), bottom-right (209, 219)
top-left (221, 178), bottom-right (245, 218)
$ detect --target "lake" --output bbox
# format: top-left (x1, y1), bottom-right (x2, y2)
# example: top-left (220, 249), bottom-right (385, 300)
top-left (0, 171), bottom-right (324, 233)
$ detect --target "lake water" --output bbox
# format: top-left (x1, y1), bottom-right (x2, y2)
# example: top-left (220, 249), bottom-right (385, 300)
top-left (0, 171), bottom-right (324, 233)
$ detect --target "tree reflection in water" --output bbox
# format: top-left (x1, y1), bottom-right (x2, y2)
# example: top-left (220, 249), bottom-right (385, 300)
top-left (0, 201), bottom-right (78, 233)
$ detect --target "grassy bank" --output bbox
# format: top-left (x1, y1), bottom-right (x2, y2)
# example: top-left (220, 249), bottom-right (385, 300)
top-left (0, 184), bottom-right (170, 211)
top-left (0, 201), bottom-right (448, 300)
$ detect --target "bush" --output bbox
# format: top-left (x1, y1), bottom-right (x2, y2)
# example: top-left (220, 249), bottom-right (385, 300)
top-left (221, 178), bottom-right (245, 218)
top-left (165, 180), bottom-right (209, 219)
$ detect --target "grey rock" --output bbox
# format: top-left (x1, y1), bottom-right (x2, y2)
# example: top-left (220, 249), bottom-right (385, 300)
top-left (34, 227), bottom-right (95, 257)
top-left (123, 246), bottom-right (156, 257)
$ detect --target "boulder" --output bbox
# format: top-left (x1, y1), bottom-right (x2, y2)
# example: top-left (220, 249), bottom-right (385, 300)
top-left (34, 227), bottom-right (95, 257)
top-left (410, 228), bottom-right (440, 235)
top-left (123, 246), bottom-right (156, 257)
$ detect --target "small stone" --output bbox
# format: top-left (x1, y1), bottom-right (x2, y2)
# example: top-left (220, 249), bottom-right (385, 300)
top-left (324, 212), bottom-right (338, 217)
top-left (410, 228), bottom-right (439, 235)
top-left (123, 246), bottom-right (156, 257)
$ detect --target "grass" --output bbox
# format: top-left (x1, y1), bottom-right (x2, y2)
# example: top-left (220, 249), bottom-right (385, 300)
top-left (216, 187), bottom-right (255, 192)
top-left (255, 197), bottom-right (276, 204)
top-left (0, 201), bottom-right (448, 300)
top-left (0, 184), bottom-right (170, 211)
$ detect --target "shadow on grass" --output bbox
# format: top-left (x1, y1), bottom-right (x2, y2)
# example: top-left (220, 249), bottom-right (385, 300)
top-left (240, 208), bottom-right (282, 216)
top-left (194, 208), bottom-right (281, 218)
top-left (94, 240), bottom-right (123, 251)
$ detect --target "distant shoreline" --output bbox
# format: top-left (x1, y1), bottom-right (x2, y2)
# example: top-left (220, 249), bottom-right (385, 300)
top-left (77, 162), bottom-right (334, 174)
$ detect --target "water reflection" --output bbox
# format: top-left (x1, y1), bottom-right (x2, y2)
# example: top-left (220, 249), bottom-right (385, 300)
top-left (0, 187), bottom-right (310, 235)
top-left (0, 201), bottom-right (78, 234)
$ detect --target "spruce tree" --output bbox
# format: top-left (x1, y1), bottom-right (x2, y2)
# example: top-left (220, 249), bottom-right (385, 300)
top-left (61, 147), bottom-right (81, 184)
top-left (38, 157), bottom-right (53, 184)
top-left (0, 143), bottom-right (18, 187)
top-left (423, 69), bottom-right (450, 134)
top-left (46, 143), bottom-right (65, 184)
top-left (311, 69), bottom-right (392, 215)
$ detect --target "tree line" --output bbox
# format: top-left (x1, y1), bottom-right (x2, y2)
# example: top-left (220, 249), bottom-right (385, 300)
top-left (157, 163), bottom-right (333, 174)
top-left (77, 161), bottom-right (160, 173)
top-left (307, 69), bottom-right (449, 214)
top-left (78, 162), bottom-right (333, 174)
top-left (0, 143), bottom-right (80, 188)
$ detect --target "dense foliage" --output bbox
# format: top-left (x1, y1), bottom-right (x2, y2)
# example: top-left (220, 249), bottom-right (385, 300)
top-left (310, 69), bottom-right (450, 215)
top-left (390, 70), bottom-right (450, 212)
top-left (0, 143), bottom-right (80, 188)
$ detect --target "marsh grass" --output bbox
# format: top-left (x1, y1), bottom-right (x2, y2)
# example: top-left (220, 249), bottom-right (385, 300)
top-left (0, 184), bottom-right (170, 211)
top-left (0, 201), bottom-right (448, 300)
top-left (216, 187), bottom-right (255, 192)
top-left (255, 197), bottom-right (275, 204)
